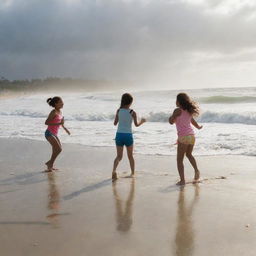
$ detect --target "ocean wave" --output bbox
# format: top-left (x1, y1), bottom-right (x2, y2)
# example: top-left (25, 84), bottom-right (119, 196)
top-left (0, 110), bottom-right (116, 121)
top-left (81, 94), bottom-right (117, 102)
top-left (1, 109), bottom-right (256, 125)
top-left (145, 111), bottom-right (256, 125)
top-left (198, 111), bottom-right (256, 125)
top-left (199, 95), bottom-right (256, 104)
top-left (0, 110), bottom-right (45, 118)
top-left (72, 113), bottom-right (115, 121)
top-left (146, 112), bottom-right (170, 122)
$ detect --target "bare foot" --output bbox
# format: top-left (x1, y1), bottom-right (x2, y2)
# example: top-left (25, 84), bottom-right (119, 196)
top-left (194, 170), bottom-right (200, 181)
top-left (176, 180), bottom-right (185, 186)
top-left (52, 168), bottom-right (59, 171)
top-left (45, 161), bottom-right (53, 170)
top-left (44, 169), bottom-right (53, 173)
top-left (112, 172), bottom-right (117, 181)
top-left (125, 173), bottom-right (135, 178)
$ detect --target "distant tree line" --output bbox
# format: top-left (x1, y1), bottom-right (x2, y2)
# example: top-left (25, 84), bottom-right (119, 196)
top-left (0, 76), bottom-right (120, 93)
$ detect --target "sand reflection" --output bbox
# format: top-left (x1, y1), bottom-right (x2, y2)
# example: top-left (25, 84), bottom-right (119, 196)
top-left (46, 173), bottom-right (60, 227)
top-left (174, 184), bottom-right (200, 256)
top-left (112, 178), bottom-right (135, 232)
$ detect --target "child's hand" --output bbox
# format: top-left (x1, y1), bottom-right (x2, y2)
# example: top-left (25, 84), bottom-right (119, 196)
top-left (63, 126), bottom-right (71, 135)
top-left (65, 128), bottom-right (71, 135)
top-left (61, 117), bottom-right (64, 125)
top-left (141, 118), bottom-right (146, 123)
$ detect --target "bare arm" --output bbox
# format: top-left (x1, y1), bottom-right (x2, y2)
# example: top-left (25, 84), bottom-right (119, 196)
top-left (61, 118), bottom-right (71, 135)
top-left (191, 118), bottom-right (203, 129)
top-left (132, 111), bottom-right (146, 127)
top-left (45, 110), bottom-right (63, 126)
top-left (114, 109), bottom-right (119, 126)
top-left (169, 108), bottom-right (182, 125)
top-left (62, 124), bottom-right (71, 135)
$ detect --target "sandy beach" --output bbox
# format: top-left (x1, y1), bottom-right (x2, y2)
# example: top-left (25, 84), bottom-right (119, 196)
top-left (1, 138), bottom-right (256, 256)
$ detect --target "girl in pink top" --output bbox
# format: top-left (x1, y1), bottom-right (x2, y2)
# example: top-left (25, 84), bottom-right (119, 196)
top-left (45, 96), bottom-right (70, 172)
top-left (169, 93), bottom-right (202, 185)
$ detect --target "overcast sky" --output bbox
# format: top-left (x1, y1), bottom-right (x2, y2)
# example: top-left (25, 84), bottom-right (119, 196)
top-left (1, 0), bottom-right (256, 89)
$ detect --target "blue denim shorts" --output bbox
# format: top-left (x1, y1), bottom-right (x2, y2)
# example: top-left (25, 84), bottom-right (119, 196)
top-left (45, 129), bottom-right (57, 138)
top-left (115, 133), bottom-right (133, 147)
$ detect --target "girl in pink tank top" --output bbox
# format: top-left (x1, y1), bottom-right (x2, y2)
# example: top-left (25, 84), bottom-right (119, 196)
top-left (47, 113), bottom-right (62, 136)
top-left (44, 96), bottom-right (70, 172)
top-left (169, 93), bottom-right (203, 186)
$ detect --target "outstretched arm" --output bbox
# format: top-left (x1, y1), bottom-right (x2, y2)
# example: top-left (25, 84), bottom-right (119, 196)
top-left (169, 108), bottom-right (181, 125)
top-left (191, 118), bottom-right (203, 129)
top-left (132, 111), bottom-right (146, 127)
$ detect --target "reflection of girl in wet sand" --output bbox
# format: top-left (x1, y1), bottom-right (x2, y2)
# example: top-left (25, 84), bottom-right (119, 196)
top-left (112, 178), bottom-right (135, 232)
top-left (46, 173), bottom-right (60, 227)
top-left (174, 184), bottom-right (199, 256)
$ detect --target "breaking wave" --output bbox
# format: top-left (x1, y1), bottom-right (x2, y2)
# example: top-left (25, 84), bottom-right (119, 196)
top-left (1, 110), bottom-right (256, 125)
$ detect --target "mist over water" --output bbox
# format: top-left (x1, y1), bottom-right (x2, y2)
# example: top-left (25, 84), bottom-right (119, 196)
top-left (0, 87), bottom-right (256, 156)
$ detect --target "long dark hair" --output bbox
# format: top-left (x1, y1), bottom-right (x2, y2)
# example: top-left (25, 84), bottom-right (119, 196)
top-left (120, 93), bottom-right (133, 108)
top-left (176, 93), bottom-right (199, 116)
top-left (47, 96), bottom-right (62, 107)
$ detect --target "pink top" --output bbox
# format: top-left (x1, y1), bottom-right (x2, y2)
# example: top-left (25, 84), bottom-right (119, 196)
top-left (175, 109), bottom-right (194, 136)
top-left (47, 113), bottom-right (62, 136)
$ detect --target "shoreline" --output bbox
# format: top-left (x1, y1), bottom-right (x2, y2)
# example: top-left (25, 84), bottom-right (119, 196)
top-left (1, 136), bottom-right (255, 158)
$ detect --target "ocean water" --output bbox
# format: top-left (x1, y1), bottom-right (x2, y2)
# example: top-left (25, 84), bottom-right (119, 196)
top-left (0, 87), bottom-right (256, 156)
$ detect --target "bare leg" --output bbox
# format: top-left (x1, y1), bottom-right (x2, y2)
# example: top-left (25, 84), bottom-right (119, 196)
top-left (126, 145), bottom-right (135, 176)
top-left (112, 146), bottom-right (124, 180)
top-left (45, 136), bottom-right (62, 171)
top-left (186, 144), bottom-right (200, 181)
top-left (51, 136), bottom-right (62, 170)
top-left (176, 143), bottom-right (188, 185)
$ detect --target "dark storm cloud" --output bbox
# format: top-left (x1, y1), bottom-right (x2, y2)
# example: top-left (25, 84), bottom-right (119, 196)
top-left (1, 0), bottom-right (256, 87)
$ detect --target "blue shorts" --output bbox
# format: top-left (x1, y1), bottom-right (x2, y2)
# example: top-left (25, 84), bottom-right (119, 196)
top-left (115, 133), bottom-right (133, 147)
top-left (45, 129), bottom-right (57, 138)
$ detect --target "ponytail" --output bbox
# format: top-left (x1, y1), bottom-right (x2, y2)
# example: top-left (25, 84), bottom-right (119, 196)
top-left (47, 98), bottom-right (52, 105)
top-left (47, 96), bottom-right (61, 107)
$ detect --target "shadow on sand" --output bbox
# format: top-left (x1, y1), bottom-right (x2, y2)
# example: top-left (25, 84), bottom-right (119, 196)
top-left (63, 178), bottom-right (112, 200)
top-left (0, 171), bottom-right (46, 186)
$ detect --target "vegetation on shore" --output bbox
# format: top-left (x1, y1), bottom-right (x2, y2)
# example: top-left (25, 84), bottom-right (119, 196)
top-left (0, 76), bottom-right (122, 93)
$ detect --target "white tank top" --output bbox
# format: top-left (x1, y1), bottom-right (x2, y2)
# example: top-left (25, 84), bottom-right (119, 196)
top-left (117, 108), bottom-right (133, 133)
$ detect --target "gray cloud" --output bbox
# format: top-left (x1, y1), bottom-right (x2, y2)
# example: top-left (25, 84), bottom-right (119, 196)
top-left (1, 0), bottom-right (256, 88)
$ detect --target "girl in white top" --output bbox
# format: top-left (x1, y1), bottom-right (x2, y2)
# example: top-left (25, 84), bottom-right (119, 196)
top-left (112, 93), bottom-right (146, 180)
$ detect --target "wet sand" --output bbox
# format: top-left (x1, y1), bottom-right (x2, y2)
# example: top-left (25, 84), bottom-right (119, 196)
top-left (1, 138), bottom-right (256, 256)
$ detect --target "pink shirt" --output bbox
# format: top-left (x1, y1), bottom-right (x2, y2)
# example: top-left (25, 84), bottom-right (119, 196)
top-left (175, 109), bottom-right (194, 136)
top-left (47, 113), bottom-right (62, 136)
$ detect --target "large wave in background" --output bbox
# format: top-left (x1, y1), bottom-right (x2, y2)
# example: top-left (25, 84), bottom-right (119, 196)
top-left (1, 110), bottom-right (256, 125)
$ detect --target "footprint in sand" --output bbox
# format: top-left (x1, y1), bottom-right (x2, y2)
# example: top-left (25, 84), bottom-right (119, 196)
top-left (185, 176), bottom-right (227, 184)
